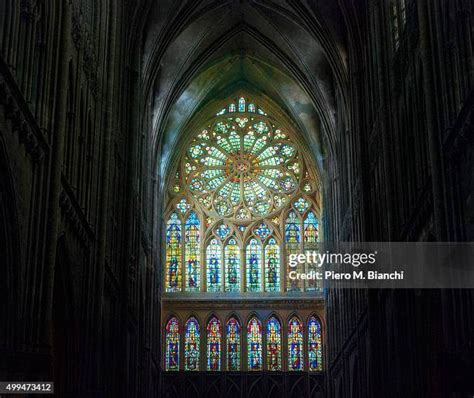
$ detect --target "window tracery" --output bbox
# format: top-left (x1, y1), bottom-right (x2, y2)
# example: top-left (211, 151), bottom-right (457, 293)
top-left (164, 97), bottom-right (322, 294)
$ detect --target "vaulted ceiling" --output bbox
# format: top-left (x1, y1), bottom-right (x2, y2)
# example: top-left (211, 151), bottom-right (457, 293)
top-left (137, 0), bottom-right (351, 180)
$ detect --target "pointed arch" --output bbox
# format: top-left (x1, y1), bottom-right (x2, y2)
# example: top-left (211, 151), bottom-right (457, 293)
top-left (288, 316), bottom-right (304, 371)
top-left (247, 316), bottom-right (263, 371)
top-left (206, 316), bottom-right (222, 371)
top-left (246, 238), bottom-right (262, 292)
top-left (206, 238), bottom-right (222, 292)
top-left (266, 315), bottom-right (282, 371)
top-left (224, 237), bottom-right (240, 292)
top-left (308, 315), bottom-right (323, 371)
top-left (165, 212), bottom-right (182, 292)
top-left (264, 237), bottom-right (280, 292)
top-left (164, 316), bottom-right (180, 371)
top-left (184, 317), bottom-right (200, 371)
top-left (226, 316), bottom-right (241, 371)
top-left (184, 211), bottom-right (200, 292)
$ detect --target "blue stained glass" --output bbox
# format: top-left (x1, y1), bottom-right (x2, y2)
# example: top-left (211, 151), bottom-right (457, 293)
top-left (165, 318), bottom-right (179, 371)
top-left (308, 317), bottom-right (323, 371)
top-left (254, 223), bottom-right (270, 240)
top-left (238, 97), bottom-right (246, 112)
top-left (216, 223), bottom-right (230, 240)
top-left (248, 103), bottom-right (256, 112)
top-left (185, 212), bottom-right (200, 292)
top-left (185, 318), bottom-right (200, 371)
top-left (227, 318), bottom-right (241, 370)
top-left (166, 213), bottom-right (181, 292)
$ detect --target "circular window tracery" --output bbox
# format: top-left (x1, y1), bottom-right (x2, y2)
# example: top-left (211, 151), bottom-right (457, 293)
top-left (182, 101), bottom-right (309, 222)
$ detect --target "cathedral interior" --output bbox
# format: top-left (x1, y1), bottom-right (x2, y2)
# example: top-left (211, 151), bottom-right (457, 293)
top-left (1, 0), bottom-right (474, 397)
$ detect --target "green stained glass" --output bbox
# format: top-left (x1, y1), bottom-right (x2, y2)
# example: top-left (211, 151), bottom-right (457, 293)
top-left (238, 97), bottom-right (246, 112)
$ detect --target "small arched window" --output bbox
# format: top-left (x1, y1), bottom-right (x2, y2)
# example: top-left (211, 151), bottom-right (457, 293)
top-left (226, 317), bottom-right (241, 371)
top-left (165, 317), bottom-right (179, 371)
top-left (185, 317), bottom-right (200, 371)
top-left (266, 317), bottom-right (282, 371)
top-left (207, 317), bottom-right (222, 371)
top-left (288, 316), bottom-right (304, 371)
top-left (308, 316), bottom-right (323, 371)
top-left (247, 317), bottom-right (263, 371)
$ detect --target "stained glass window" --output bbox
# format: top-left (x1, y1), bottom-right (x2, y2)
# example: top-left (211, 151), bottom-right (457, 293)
top-left (225, 238), bottom-right (240, 292)
top-left (206, 239), bottom-right (222, 292)
top-left (166, 213), bottom-right (182, 292)
top-left (247, 317), bottom-right (262, 371)
top-left (215, 223), bottom-right (230, 240)
top-left (246, 238), bottom-right (262, 292)
top-left (184, 112), bottom-right (300, 220)
top-left (304, 212), bottom-right (319, 243)
top-left (308, 316), bottom-right (323, 371)
top-left (248, 103), bottom-right (256, 113)
top-left (285, 211), bottom-right (301, 291)
top-left (165, 317), bottom-right (179, 371)
top-left (294, 197), bottom-right (310, 213)
top-left (288, 317), bottom-right (303, 371)
top-left (207, 317), bottom-right (222, 371)
top-left (264, 238), bottom-right (280, 292)
top-left (304, 212), bottom-right (320, 291)
top-left (227, 318), bottom-right (241, 371)
top-left (266, 317), bottom-right (281, 371)
top-left (185, 317), bottom-right (200, 371)
top-left (185, 212), bottom-right (200, 292)
top-left (238, 97), bottom-right (246, 112)
top-left (254, 223), bottom-right (270, 240)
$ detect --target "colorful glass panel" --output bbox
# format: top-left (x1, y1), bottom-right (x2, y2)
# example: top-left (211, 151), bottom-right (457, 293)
top-left (225, 238), bottom-right (240, 292)
top-left (266, 317), bottom-right (281, 371)
top-left (304, 212), bottom-right (319, 243)
top-left (247, 317), bottom-right (262, 371)
top-left (294, 197), bottom-right (310, 213)
top-left (285, 211), bottom-right (301, 291)
top-left (185, 318), bottom-right (200, 371)
top-left (264, 238), bottom-right (280, 292)
top-left (207, 317), bottom-right (222, 371)
top-left (254, 223), bottom-right (270, 240)
top-left (288, 317), bottom-right (303, 371)
top-left (166, 213), bottom-right (181, 292)
top-left (226, 318), bottom-right (241, 371)
top-left (248, 103), bottom-right (256, 113)
top-left (215, 223), bottom-right (230, 240)
top-left (206, 239), bottom-right (222, 292)
top-left (238, 97), bottom-right (246, 112)
top-left (308, 317), bottom-right (323, 371)
top-left (185, 212), bottom-right (200, 292)
top-left (246, 238), bottom-right (262, 292)
top-left (165, 318), bottom-right (179, 371)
